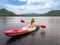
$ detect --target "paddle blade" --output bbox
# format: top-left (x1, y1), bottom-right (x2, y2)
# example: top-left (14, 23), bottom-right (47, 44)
top-left (40, 25), bottom-right (46, 28)
top-left (20, 20), bottom-right (25, 23)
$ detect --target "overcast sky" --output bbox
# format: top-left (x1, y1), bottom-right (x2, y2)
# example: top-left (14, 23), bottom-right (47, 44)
top-left (0, 0), bottom-right (60, 14)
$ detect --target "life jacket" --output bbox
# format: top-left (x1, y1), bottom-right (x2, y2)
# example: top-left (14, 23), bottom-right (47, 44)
top-left (30, 22), bottom-right (36, 27)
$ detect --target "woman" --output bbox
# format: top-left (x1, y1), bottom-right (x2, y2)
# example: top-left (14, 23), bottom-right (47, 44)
top-left (29, 18), bottom-right (36, 28)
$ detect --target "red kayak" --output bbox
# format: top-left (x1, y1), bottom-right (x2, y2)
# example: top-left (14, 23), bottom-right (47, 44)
top-left (4, 26), bottom-right (39, 37)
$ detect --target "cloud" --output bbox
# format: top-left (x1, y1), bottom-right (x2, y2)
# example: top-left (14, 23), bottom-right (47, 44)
top-left (0, 0), bottom-right (60, 14)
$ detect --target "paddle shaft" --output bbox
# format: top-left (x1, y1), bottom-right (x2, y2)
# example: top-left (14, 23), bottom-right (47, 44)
top-left (20, 20), bottom-right (46, 28)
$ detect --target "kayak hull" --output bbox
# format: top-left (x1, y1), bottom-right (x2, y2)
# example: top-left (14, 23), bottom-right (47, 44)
top-left (4, 29), bottom-right (29, 37)
top-left (4, 26), bottom-right (39, 37)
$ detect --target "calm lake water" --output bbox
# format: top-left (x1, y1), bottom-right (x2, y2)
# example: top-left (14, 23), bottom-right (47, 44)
top-left (0, 17), bottom-right (60, 45)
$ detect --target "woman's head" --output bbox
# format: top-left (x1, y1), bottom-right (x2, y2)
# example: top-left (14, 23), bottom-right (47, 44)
top-left (31, 18), bottom-right (35, 22)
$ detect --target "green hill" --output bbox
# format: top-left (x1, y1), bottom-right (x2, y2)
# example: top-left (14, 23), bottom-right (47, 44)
top-left (0, 9), bottom-right (16, 16)
top-left (44, 10), bottom-right (60, 16)
top-left (19, 10), bottom-right (60, 16)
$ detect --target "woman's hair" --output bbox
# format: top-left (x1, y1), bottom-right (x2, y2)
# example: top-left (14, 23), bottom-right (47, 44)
top-left (31, 18), bottom-right (35, 23)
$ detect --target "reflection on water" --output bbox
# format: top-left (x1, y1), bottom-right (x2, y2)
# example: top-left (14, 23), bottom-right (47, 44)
top-left (5, 30), bottom-right (38, 45)
top-left (39, 30), bottom-right (46, 45)
top-left (40, 30), bottom-right (46, 38)
top-left (6, 33), bottom-right (30, 44)
top-left (31, 31), bottom-right (37, 36)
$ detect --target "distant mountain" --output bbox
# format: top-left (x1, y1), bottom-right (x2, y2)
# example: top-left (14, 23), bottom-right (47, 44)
top-left (44, 10), bottom-right (60, 16)
top-left (0, 9), bottom-right (60, 16)
top-left (0, 9), bottom-right (16, 16)
top-left (19, 13), bottom-right (40, 16)
top-left (19, 10), bottom-right (60, 16)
